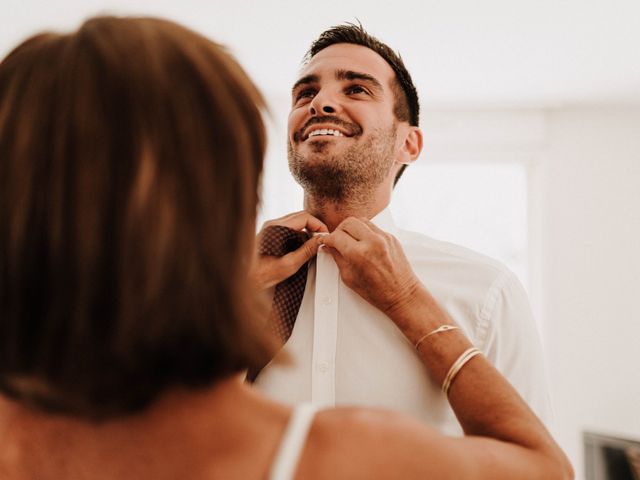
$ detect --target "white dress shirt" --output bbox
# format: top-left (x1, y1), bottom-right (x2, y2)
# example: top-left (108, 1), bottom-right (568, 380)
top-left (255, 207), bottom-right (552, 435)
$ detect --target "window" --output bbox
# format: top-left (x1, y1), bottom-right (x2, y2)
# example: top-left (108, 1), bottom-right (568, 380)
top-left (391, 162), bottom-right (529, 291)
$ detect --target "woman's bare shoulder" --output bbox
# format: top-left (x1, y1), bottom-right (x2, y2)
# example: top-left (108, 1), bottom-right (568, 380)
top-left (295, 406), bottom-right (472, 480)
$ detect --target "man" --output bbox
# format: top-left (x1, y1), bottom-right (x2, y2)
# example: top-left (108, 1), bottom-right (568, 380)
top-left (253, 24), bottom-right (551, 434)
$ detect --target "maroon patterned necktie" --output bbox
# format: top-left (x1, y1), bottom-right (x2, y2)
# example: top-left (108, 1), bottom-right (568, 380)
top-left (258, 225), bottom-right (311, 342)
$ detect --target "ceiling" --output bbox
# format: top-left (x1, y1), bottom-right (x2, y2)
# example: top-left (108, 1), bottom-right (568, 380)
top-left (3, 0), bottom-right (640, 108)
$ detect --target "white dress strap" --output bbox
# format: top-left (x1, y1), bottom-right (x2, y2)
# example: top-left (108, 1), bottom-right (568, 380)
top-left (269, 403), bottom-right (318, 480)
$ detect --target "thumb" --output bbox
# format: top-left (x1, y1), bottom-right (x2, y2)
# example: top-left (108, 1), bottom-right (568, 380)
top-left (322, 245), bottom-right (348, 271)
top-left (282, 236), bottom-right (321, 271)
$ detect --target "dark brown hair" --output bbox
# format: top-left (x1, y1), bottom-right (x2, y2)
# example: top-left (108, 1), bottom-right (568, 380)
top-left (0, 16), bottom-right (271, 420)
top-left (305, 23), bottom-right (420, 184)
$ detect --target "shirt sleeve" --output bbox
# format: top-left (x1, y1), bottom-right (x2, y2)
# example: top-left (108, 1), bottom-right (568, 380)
top-left (476, 269), bottom-right (554, 427)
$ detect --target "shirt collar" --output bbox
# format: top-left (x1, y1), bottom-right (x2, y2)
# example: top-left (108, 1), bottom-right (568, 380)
top-left (370, 206), bottom-right (399, 235)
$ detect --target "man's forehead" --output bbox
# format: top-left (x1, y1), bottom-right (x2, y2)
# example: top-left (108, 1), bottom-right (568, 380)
top-left (298, 43), bottom-right (395, 85)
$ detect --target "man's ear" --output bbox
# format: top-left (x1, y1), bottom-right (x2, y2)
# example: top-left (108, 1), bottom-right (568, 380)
top-left (397, 126), bottom-right (423, 165)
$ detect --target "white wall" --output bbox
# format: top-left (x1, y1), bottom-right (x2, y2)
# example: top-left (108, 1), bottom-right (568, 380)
top-left (538, 108), bottom-right (640, 479)
top-left (388, 107), bottom-right (640, 479)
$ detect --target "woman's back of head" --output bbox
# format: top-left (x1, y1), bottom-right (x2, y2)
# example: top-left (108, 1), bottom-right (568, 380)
top-left (0, 16), bottom-right (271, 421)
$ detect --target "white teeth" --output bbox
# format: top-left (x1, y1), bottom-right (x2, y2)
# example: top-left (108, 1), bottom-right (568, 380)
top-left (308, 128), bottom-right (345, 138)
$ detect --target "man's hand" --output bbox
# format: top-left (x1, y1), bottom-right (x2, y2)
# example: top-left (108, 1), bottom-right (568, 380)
top-left (250, 211), bottom-right (328, 290)
top-left (318, 217), bottom-right (423, 319)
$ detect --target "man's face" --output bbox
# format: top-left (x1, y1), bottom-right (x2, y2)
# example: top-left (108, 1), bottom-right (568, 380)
top-left (287, 43), bottom-right (404, 201)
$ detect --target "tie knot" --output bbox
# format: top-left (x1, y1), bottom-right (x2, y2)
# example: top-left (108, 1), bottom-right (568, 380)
top-left (258, 225), bottom-right (310, 257)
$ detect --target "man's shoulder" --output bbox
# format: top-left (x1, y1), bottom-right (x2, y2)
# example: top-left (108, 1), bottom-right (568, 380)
top-left (395, 227), bottom-right (511, 281)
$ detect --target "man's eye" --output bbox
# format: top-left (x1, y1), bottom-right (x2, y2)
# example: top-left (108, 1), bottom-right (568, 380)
top-left (295, 89), bottom-right (316, 102)
top-left (347, 85), bottom-right (368, 95)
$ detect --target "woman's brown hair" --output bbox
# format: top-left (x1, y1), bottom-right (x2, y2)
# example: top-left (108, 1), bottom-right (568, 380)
top-left (0, 16), bottom-right (271, 419)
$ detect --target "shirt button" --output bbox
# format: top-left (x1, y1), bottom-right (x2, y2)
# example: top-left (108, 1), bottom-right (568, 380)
top-left (317, 362), bottom-right (329, 373)
top-left (322, 296), bottom-right (332, 305)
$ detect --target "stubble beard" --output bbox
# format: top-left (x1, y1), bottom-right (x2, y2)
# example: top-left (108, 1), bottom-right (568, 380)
top-left (287, 126), bottom-right (397, 205)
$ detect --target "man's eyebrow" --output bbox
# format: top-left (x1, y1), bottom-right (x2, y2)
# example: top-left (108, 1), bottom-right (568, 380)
top-left (335, 69), bottom-right (383, 89)
top-left (291, 74), bottom-right (319, 94)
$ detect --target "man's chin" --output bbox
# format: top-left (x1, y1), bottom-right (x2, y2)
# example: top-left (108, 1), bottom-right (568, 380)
top-left (297, 138), bottom-right (347, 155)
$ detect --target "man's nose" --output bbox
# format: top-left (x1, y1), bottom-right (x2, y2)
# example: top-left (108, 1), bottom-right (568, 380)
top-left (309, 91), bottom-right (339, 116)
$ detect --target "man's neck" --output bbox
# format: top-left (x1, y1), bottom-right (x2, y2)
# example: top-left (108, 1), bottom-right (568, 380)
top-left (303, 191), bottom-right (390, 232)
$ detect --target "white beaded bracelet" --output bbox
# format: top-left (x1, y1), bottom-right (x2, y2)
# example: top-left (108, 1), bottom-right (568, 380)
top-left (442, 347), bottom-right (482, 396)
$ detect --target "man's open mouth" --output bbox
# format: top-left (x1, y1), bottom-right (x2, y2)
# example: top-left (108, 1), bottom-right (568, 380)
top-left (302, 125), bottom-right (354, 141)
top-left (307, 128), bottom-right (345, 139)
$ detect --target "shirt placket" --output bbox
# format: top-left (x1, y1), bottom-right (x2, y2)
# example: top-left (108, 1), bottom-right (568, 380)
top-left (310, 248), bottom-right (339, 407)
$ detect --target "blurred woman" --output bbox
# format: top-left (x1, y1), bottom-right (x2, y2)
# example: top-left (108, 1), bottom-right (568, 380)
top-left (0, 16), bottom-right (572, 479)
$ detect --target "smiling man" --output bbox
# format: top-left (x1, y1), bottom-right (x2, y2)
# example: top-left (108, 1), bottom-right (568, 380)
top-left (253, 24), bottom-right (552, 434)
top-left (287, 38), bottom-right (420, 229)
